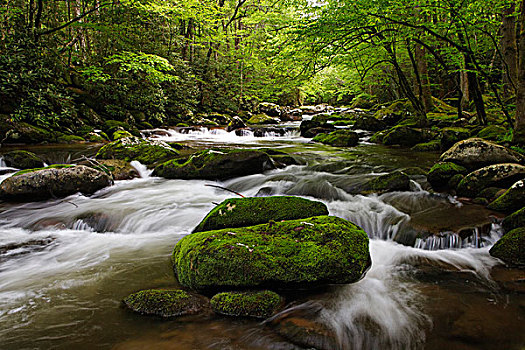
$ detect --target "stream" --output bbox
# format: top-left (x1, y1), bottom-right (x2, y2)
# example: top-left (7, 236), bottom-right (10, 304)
top-left (0, 122), bottom-right (524, 350)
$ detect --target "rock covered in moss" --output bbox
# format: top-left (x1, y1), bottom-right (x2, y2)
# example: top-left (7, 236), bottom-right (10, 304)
top-left (247, 113), bottom-right (279, 125)
top-left (440, 127), bottom-right (471, 150)
top-left (0, 165), bottom-right (112, 201)
top-left (258, 102), bottom-right (282, 117)
top-left (153, 149), bottom-right (274, 180)
top-left (2, 150), bottom-right (44, 169)
top-left (427, 162), bottom-right (468, 189)
top-left (487, 180), bottom-right (525, 213)
top-left (312, 130), bottom-right (359, 147)
top-left (476, 125), bottom-right (507, 141)
top-left (193, 196), bottom-right (329, 233)
top-left (210, 290), bottom-right (282, 318)
top-left (489, 228), bottom-right (525, 266)
top-left (382, 126), bottom-right (430, 147)
top-left (95, 136), bottom-right (178, 165)
top-left (94, 159), bottom-right (139, 180)
top-left (440, 138), bottom-right (524, 170)
top-left (363, 171), bottom-right (410, 193)
top-left (411, 140), bottom-right (441, 152)
top-left (502, 207), bottom-right (525, 232)
top-left (352, 115), bottom-right (386, 131)
top-left (373, 100), bottom-right (414, 125)
top-left (226, 116), bottom-right (246, 132)
top-left (122, 289), bottom-right (208, 318)
top-left (112, 129), bottom-right (133, 140)
top-left (172, 216), bottom-right (371, 291)
top-left (299, 120), bottom-right (335, 137)
top-left (457, 163), bottom-right (525, 197)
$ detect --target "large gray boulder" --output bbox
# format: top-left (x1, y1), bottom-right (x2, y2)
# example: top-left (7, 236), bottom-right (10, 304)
top-left (0, 165), bottom-right (112, 201)
top-left (456, 163), bottom-right (525, 197)
top-left (440, 138), bottom-right (524, 170)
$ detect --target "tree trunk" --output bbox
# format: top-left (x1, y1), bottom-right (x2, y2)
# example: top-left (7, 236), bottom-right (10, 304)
top-left (515, 0), bottom-right (525, 143)
top-left (415, 42), bottom-right (433, 112)
top-left (464, 54), bottom-right (487, 125)
top-left (502, 2), bottom-right (518, 97)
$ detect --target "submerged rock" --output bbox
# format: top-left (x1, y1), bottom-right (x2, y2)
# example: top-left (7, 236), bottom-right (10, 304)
top-left (96, 136), bottom-right (178, 165)
top-left (456, 163), bottom-right (525, 197)
top-left (312, 130), bottom-right (359, 147)
top-left (122, 289), bottom-right (209, 318)
top-left (0, 165), bottom-right (112, 201)
top-left (488, 179), bottom-right (525, 213)
top-left (193, 196), bottom-right (329, 233)
top-left (427, 162), bottom-right (468, 189)
top-left (439, 138), bottom-right (524, 170)
top-left (172, 216), bottom-right (371, 291)
top-left (2, 150), bottom-right (44, 169)
top-left (210, 290), bottom-right (283, 318)
top-left (489, 228), bottom-right (525, 266)
top-left (153, 149), bottom-right (274, 180)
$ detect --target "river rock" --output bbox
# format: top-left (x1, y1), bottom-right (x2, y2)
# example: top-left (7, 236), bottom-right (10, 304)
top-left (247, 113), bottom-right (279, 125)
top-left (193, 196), bottom-right (329, 233)
top-left (96, 136), bottom-right (178, 165)
top-left (112, 129), bottom-right (133, 140)
top-left (281, 108), bottom-right (302, 121)
top-left (362, 171), bottom-right (410, 194)
top-left (352, 116), bottom-right (387, 131)
top-left (122, 289), bottom-right (209, 318)
top-left (489, 227), bottom-right (525, 266)
top-left (172, 216), bottom-right (371, 291)
top-left (427, 162), bottom-right (468, 189)
top-left (299, 120), bottom-right (335, 137)
top-left (0, 165), bottom-right (112, 201)
top-left (411, 140), bottom-right (441, 152)
top-left (210, 290), bottom-right (283, 318)
top-left (258, 102), bottom-right (282, 117)
top-left (382, 126), bottom-right (430, 147)
top-left (439, 138), bottom-right (524, 170)
top-left (456, 163), bottom-right (525, 197)
top-left (502, 207), bottom-right (525, 233)
top-left (95, 159), bottom-right (139, 180)
top-left (440, 127), bottom-right (471, 150)
top-left (476, 125), bottom-right (507, 141)
top-left (312, 130), bottom-right (359, 147)
top-left (487, 179), bottom-right (525, 213)
top-left (2, 150), bottom-right (44, 169)
top-left (153, 149), bottom-right (274, 180)
top-left (304, 127), bottom-right (336, 138)
top-left (226, 116), bottom-right (246, 132)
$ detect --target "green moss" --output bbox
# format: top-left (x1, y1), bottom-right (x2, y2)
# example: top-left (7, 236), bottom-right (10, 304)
top-left (382, 126), bottom-right (429, 147)
top-left (193, 196), bottom-right (328, 233)
top-left (96, 137), bottom-right (178, 165)
top-left (122, 289), bottom-right (206, 318)
top-left (112, 129), bottom-right (133, 140)
top-left (373, 100), bottom-right (414, 120)
top-left (57, 134), bottom-right (85, 143)
top-left (427, 162), bottom-right (468, 188)
top-left (247, 113), bottom-right (278, 125)
top-left (489, 227), bottom-right (525, 266)
top-left (364, 171), bottom-right (410, 193)
top-left (487, 180), bottom-right (525, 213)
top-left (172, 216), bottom-right (371, 291)
top-left (502, 207), bottom-right (525, 232)
top-left (2, 150), bottom-right (44, 169)
top-left (448, 173), bottom-right (464, 189)
top-left (312, 130), bottom-right (359, 147)
top-left (441, 127), bottom-right (471, 150)
top-left (370, 130), bottom-right (387, 143)
top-left (176, 123), bottom-right (189, 127)
top-left (210, 290), bottom-right (282, 318)
top-left (13, 164), bottom-right (75, 176)
top-left (476, 125), bottom-right (507, 141)
top-left (411, 140), bottom-right (441, 152)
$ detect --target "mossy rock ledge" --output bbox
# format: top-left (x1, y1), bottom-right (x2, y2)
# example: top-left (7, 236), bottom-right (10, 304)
top-left (312, 130), bottom-right (359, 147)
top-left (2, 150), bottom-right (45, 169)
top-left (193, 196), bottom-right (329, 233)
top-left (210, 290), bottom-right (283, 318)
top-left (153, 149), bottom-right (274, 180)
top-left (489, 228), bottom-right (525, 266)
top-left (0, 165), bottom-right (112, 201)
top-left (427, 162), bottom-right (468, 189)
top-left (172, 216), bottom-right (371, 291)
top-left (96, 136), bottom-right (178, 165)
top-left (123, 289), bottom-right (209, 318)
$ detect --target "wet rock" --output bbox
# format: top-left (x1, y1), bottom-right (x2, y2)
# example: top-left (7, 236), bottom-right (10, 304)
top-left (411, 140), bottom-right (441, 152)
top-left (210, 290), bottom-right (283, 318)
top-left (0, 237), bottom-right (56, 261)
top-left (502, 207), bottom-right (525, 232)
top-left (172, 216), bottom-right (371, 291)
top-left (447, 173), bottom-right (464, 190)
top-left (122, 289), bottom-right (209, 318)
top-left (112, 129), bottom-right (133, 140)
top-left (439, 138), bottom-right (524, 170)
top-left (95, 159), bottom-right (139, 180)
top-left (489, 227), bottom-right (525, 266)
top-left (193, 196), bottom-right (328, 233)
top-left (478, 187), bottom-right (506, 201)
top-left (207, 112), bottom-right (231, 125)
top-left (2, 150), bottom-right (44, 169)
top-left (427, 162), bottom-right (468, 189)
top-left (258, 102), bottom-right (282, 117)
top-left (253, 127), bottom-right (288, 137)
top-left (373, 100), bottom-right (414, 125)
top-left (361, 171), bottom-right (410, 194)
top-left (440, 127), bottom-right (471, 150)
top-left (476, 125), bottom-right (507, 141)
top-left (188, 115), bottom-right (219, 126)
top-left (303, 127), bottom-right (336, 138)
top-left (352, 116), bottom-right (387, 131)
top-left (281, 108), bottom-right (302, 121)
top-left (370, 130), bottom-right (387, 143)
top-left (382, 126), bottom-right (430, 147)
top-left (0, 165), bottom-right (112, 201)
top-left (488, 179), bottom-right (525, 213)
top-left (247, 113), bottom-right (279, 125)
top-left (226, 116), bottom-right (246, 132)
top-left (96, 136), bottom-right (179, 165)
top-left (457, 163), bottom-right (525, 197)
top-left (300, 105), bottom-right (333, 115)
top-left (153, 149), bottom-right (274, 181)
top-left (299, 120), bottom-right (335, 137)
top-left (312, 130), bottom-right (359, 147)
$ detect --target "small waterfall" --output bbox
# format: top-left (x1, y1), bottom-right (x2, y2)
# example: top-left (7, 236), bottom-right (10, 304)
top-left (0, 157), bottom-right (6, 167)
top-left (414, 224), bottom-right (503, 251)
top-left (130, 161), bottom-right (153, 178)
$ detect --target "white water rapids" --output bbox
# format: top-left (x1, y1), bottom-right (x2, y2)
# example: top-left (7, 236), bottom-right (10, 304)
top-left (0, 127), bottom-right (519, 350)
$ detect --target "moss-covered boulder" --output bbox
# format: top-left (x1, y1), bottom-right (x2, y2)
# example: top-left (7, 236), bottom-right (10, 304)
top-left (370, 130), bottom-right (387, 143)
top-left (373, 100), bottom-right (414, 125)
top-left (193, 196), bottom-right (328, 233)
top-left (352, 116), bottom-right (387, 131)
top-left (93, 159), bottom-right (139, 180)
top-left (172, 216), bottom-right (371, 291)
top-left (382, 126), bottom-right (429, 147)
top-left (411, 140), bottom-right (441, 152)
top-left (96, 136), bottom-right (178, 165)
top-left (440, 127), bottom-right (471, 150)
top-left (210, 290), bottom-right (282, 318)
top-left (2, 150), bottom-right (44, 169)
top-left (427, 162), bottom-right (468, 189)
top-left (112, 129), bottom-right (133, 140)
top-left (476, 125), bottom-right (507, 141)
top-left (0, 165), bottom-right (112, 201)
top-left (487, 180), bottom-right (525, 213)
top-left (258, 102), bottom-right (282, 117)
top-left (457, 163), bottom-right (525, 197)
top-left (362, 171), bottom-right (410, 193)
top-left (440, 138), bottom-right (524, 170)
top-left (122, 289), bottom-right (208, 318)
top-left (299, 120), bottom-right (335, 137)
top-left (247, 113), bottom-right (279, 125)
top-left (489, 228), bottom-right (525, 266)
top-left (226, 116), bottom-right (247, 132)
top-left (3, 122), bottom-right (57, 144)
top-left (312, 130), bottom-right (359, 147)
top-left (502, 207), bottom-right (525, 233)
top-left (153, 149), bottom-right (274, 180)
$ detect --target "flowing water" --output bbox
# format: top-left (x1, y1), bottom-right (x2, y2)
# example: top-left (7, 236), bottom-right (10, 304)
top-left (0, 123), bottom-right (523, 350)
